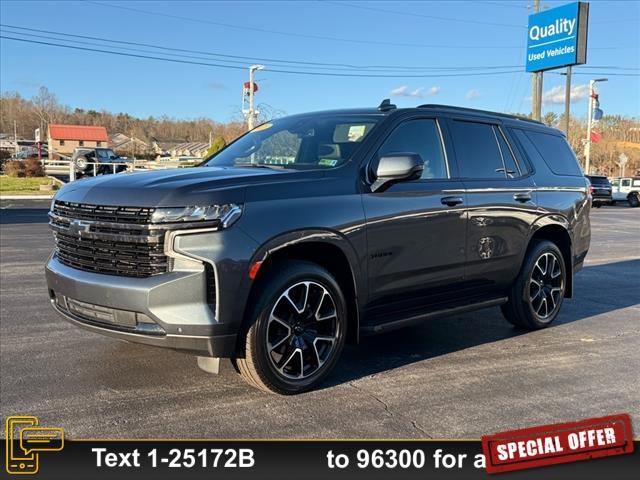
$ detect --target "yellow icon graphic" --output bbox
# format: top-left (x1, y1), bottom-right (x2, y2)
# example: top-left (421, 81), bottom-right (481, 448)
top-left (5, 416), bottom-right (64, 475)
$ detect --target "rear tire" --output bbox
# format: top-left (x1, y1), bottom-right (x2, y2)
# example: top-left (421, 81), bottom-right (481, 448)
top-left (501, 240), bottom-right (566, 330)
top-left (234, 261), bottom-right (347, 394)
top-left (628, 193), bottom-right (639, 208)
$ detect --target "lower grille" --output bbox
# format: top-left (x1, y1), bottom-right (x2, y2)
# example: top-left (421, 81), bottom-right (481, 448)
top-left (52, 292), bottom-right (165, 335)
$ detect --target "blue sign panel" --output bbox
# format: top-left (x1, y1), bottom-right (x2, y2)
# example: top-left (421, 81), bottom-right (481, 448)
top-left (526, 2), bottom-right (589, 72)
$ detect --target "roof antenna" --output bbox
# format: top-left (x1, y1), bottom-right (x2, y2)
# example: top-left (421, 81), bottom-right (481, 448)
top-left (377, 99), bottom-right (396, 112)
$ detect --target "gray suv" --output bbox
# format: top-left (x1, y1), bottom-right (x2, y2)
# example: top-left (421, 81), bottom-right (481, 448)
top-left (45, 102), bottom-right (591, 394)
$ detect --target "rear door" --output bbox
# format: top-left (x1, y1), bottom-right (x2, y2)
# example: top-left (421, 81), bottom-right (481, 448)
top-left (362, 116), bottom-right (467, 310)
top-left (445, 117), bottom-right (539, 294)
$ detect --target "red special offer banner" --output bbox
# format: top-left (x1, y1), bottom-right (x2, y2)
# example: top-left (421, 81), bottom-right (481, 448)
top-left (482, 413), bottom-right (634, 474)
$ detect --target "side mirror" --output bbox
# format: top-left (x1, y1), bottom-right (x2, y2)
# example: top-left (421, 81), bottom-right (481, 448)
top-left (371, 153), bottom-right (424, 192)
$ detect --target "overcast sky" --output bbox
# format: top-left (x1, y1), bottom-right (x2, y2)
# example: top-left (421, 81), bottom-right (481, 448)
top-left (1, 0), bottom-right (638, 121)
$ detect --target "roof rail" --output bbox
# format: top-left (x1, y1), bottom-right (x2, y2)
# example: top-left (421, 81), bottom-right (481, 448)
top-left (416, 104), bottom-right (544, 125)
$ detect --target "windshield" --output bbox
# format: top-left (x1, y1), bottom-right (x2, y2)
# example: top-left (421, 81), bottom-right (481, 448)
top-left (97, 149), bottom-right (117, 159)
top-left (588, 176), bottom-right (610, 186)
top-left (203, 114), bottom-right (381, 170)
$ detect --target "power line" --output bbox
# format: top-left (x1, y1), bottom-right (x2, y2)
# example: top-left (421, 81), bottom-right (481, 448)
top-left (70, 2), bottom-right (634, 52)
top-left (85, 0), bottom-right (535, 50)
top-left (551, 71), bottom-right (640, 76)
top-left (3, 24), bottom-right (633, 75)
top-left (3, 28), bottom-right (523, 74)
top-left (0, 24), bottom-right (525, 72)
top-left (320, 0), bottom-right (526, 28)
top-left (474, 1), bottom-right (528, 9)
top-left (0, 35), bottom-right (528, 78)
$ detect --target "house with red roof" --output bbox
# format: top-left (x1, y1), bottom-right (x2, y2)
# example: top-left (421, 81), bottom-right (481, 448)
top-left (47, 124), bottom-right (109, 157)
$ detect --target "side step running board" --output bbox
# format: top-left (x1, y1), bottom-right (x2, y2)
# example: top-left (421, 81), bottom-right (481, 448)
top-left (361, 297), bottom-right (508, 335)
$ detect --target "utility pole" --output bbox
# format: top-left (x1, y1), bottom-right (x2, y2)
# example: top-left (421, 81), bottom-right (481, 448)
top-left (563, 65), bottom-right (572, 137)
top-left (531, 0), bottom-right (543, 121)
top-left (246, 64), bottom-right (264, 130)
top-left (585, 78), bottom-right (607, 175)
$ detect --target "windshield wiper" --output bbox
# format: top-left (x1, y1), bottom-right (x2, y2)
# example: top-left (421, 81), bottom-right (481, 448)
top-left (235, 163), bottom-right (288, 170)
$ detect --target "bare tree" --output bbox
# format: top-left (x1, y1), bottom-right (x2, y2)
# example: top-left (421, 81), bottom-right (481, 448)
top-left (32, 86), bottom-right (59, 132)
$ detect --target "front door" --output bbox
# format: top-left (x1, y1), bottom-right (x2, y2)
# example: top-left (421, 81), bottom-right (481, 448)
top-left (362, 117), bottom-right (467, 313)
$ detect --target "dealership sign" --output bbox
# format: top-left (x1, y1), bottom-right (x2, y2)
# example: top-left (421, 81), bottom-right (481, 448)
top-left (526, 2), bottom-right (589, 72)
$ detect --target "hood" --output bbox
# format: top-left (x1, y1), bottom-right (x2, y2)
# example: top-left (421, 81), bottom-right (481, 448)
top-left (54, 166), bottom-right (296, 207)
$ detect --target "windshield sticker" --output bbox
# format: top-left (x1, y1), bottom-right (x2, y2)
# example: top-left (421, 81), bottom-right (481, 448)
top-left (347, 125), bottom-right (366, 142)
top-left (252, 123), bottom-right (273, 132)
top-left (319, 159), bottom-right (338, 167)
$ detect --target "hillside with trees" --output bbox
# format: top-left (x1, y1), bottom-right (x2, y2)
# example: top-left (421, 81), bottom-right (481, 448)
top-left (1, 87), bottom-right (248, 154)
top-left (2, 87), bottom-right (639, 176)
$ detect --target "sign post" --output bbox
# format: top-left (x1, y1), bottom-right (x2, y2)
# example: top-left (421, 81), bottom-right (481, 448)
top-left (35, 128), bottom-right (42, 162)
top-left (617, 153), bottom-right (628, 177)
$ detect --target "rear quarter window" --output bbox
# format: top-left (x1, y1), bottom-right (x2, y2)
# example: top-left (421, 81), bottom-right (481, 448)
top-left (515, 129), bottom-right (583, 176)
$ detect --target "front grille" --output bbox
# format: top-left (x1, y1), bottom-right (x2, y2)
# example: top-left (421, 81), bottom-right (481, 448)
top-left (55, 231), bottom-right (169, 277)
top-left (52, 201), bottom-right (155, 224)
top-left (50, 201), bottom-right (171, 278)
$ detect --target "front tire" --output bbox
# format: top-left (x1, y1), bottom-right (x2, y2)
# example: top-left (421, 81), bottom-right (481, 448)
top-left (234, 261), bottom-right (347, 394)
top-left (628, 193), bottom-right (639, 208)
top-left (501, 240), bottom-right (566, 330)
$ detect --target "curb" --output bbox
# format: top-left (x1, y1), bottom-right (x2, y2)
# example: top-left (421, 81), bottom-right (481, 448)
top-left (0, 195), bottom-right (55, 200)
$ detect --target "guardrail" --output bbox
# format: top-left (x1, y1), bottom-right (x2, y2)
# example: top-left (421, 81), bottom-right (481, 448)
top-left (43, 160), bottom-right (133, 181)
top-left (43, 159), bottom-right (199, 181)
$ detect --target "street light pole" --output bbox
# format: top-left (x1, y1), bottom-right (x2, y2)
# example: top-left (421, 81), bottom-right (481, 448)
top-left (585, 78), bottom-right (607, 175)
top-left (247, 64), bottom-right (264, 130)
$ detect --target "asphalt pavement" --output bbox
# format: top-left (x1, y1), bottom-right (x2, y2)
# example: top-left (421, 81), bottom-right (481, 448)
top-left (1, 199), bottom-right (638, 439)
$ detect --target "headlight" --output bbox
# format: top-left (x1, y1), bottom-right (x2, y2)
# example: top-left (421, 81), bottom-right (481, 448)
top-left (151, 204), bottom-right (242, 228)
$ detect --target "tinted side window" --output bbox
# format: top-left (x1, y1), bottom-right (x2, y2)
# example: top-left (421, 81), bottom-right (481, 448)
top-left (378, 119), bottom-right (447, 179)
top-left (450, 120), bottom-right (505, 179)
top-left (522, 130), bottom-right (583, 176)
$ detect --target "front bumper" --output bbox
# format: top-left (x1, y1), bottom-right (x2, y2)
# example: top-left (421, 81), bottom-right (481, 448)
top-left (45, 254), bottom-right (238, 357)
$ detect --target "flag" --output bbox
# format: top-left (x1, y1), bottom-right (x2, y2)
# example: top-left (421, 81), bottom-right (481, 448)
top-left (590, 130), bottom-right (602, 143)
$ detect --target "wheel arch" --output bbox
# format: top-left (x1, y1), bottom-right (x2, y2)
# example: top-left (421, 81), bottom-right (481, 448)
top-left (240, 229), bottom-right (364, 346)
top-left (527, 218), bottom-right (574, 298)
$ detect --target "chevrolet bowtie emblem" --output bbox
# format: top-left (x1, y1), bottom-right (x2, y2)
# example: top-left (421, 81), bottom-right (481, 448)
top-left (69, 219), bottom-right (91, 235)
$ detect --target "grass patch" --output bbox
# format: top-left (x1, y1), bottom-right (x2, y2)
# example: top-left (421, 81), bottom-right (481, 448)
top-left (0, 175), bottom-right (63, 195)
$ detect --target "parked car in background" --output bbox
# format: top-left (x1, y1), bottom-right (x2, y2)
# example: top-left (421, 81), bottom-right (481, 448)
top-left (611, 177), bottom-right (640, 208)
top-left (15, 146), bottom-right (48, 160)
top-left (72, 147), bottom-right (129, 177)
top-left (46, 102), bottom-right (591, 394)
top-left (585, 175), bottom-right (613, 207)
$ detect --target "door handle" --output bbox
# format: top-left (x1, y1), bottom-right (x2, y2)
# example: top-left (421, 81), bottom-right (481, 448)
top-left (513, 192), bottom-right (532, 203)
top-left (441, 196), bottom-right (464, 207)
